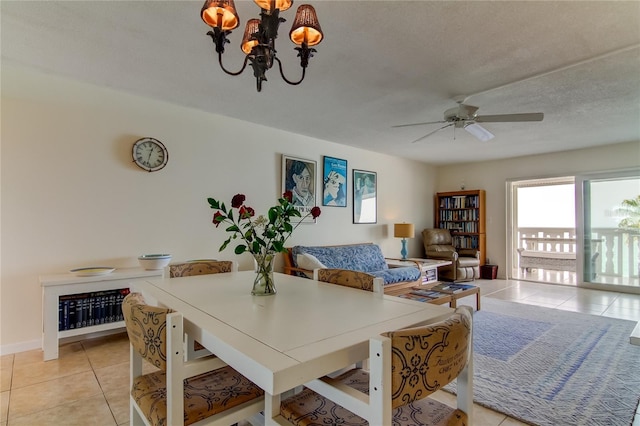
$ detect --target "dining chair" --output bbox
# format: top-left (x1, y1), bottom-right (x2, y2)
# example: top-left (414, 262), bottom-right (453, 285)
top-left (122, 292), bottom-right (264, 426)
top-left (168, 260), bottom-right (237, 358)
top-left (168, 260), bottom-right (237, 277)
top-left (278, 306), bottom-right (473, 426)
top-left (313, 268), bottom-right (384, 294)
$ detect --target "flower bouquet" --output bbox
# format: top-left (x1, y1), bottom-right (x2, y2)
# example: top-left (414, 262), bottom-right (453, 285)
top-left (208, 192), bottom-right (321, 295)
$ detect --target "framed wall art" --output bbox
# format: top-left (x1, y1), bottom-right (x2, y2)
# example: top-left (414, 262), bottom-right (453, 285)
top-left (322, 156), bottom-right (348, 207)
top-left (282, 155), bottom-right (317, 223)
top-left (353, 169), bottom-right (377, 224)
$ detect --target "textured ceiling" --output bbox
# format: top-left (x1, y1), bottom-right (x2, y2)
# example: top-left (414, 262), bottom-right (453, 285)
top-left (2, 1), bottom-right (639, 164)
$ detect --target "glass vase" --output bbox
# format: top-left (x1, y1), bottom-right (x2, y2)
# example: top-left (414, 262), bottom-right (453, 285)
top-left (252, 252), bottom-right (276, 296)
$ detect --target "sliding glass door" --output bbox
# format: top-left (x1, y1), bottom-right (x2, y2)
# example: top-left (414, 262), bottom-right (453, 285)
top-left (576, 169), bottom-right (640, 293)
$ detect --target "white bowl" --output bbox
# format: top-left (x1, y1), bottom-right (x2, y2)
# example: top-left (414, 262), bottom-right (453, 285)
top-left (138, 254), bottom-right (172, 270)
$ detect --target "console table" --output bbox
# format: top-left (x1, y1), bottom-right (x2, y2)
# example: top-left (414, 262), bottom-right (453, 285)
top-left (40, 267), bottom-right (162, 361)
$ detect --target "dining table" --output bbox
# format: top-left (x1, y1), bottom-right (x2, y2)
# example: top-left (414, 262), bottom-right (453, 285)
top-left (131, 270), bottom-right (474, 425)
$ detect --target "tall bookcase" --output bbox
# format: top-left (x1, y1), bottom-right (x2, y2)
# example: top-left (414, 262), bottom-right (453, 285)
top-left (435, 189), bottom-right (486, 265)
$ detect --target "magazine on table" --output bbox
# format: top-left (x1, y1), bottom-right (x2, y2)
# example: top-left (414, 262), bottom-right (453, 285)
top-left (410, 288), bottom-right (449, 298)
top-left (416, 283), bottom-right (476, 294)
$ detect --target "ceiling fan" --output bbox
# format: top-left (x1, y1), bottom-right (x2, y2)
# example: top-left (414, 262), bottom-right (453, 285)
top-left (393, 102), bottom-right (544, 143)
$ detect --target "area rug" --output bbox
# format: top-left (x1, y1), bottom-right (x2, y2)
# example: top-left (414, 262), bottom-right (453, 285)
top-left (445, 298), bottom-right (640, 426)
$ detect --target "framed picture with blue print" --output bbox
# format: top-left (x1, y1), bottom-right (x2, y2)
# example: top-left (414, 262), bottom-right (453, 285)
top-left (353, 169), bottom-right (376, 224)
top-left (322, 156), bottom-right (348, 207)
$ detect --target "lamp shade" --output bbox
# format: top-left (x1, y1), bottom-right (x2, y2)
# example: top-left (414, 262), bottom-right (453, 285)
top-left (241, 19), bottom-right (260, 54)
top-left (289, 4), bottom-right (323, 46)
top-left (394, 223), bottom-right (415, 239)
top-left (254, 0), bottom-right (293, 12)
top-left (201, 0), bottom-right (240, 31)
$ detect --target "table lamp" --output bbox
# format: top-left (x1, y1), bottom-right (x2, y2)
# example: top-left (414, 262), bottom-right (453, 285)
top-left (394, 223), bottom-right (415, 260)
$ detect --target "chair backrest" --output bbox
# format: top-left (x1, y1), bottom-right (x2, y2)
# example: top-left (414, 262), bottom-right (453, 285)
top-left (422, 228), bottom-right (455, 251)
top-left (122, 292), bottom-right (173, 370)
top-left (383, 306), bottom-right (472, 409)
top-left (314, 268), bottom-right (384, 293)
top-left (169, 260), bottom-right (235, 278)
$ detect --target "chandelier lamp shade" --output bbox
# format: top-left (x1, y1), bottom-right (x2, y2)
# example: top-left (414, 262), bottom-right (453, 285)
top-left (201, 0), bottom-right (324, 92)
top-left (394, 223), bottom-right (415, 260)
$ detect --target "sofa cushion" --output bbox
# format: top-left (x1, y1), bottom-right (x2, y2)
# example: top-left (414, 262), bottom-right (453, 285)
top-left (293, 244), bottom-right (388, 272)
top-left (371, 267), bottom-right (421, 284)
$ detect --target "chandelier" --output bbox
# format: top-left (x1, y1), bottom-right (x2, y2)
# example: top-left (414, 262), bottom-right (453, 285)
top-left (201, 0), bottom-right (324, 92)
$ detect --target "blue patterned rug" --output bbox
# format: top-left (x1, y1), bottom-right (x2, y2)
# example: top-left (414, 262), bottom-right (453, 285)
top-left (446, 298), bottom-right (640, 426)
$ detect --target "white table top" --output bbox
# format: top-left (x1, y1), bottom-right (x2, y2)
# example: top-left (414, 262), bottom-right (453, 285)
top-left (132, 271), bottom-right (453, 394)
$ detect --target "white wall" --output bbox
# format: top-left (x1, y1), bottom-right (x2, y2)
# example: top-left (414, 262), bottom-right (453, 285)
top-left (435, 141), bottom-right (640, 277)
top-left (1, 66), bottom-right (437, 353)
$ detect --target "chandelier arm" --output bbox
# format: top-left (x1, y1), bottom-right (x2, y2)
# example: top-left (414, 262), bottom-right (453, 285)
top-left (273, 56), bottom-right (306, 86)
top-left (217, 51), bottom-right (250, 76)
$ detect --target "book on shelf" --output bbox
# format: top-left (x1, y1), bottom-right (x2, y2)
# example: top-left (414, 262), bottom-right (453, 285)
top-left (58, 288), bottom-right (131, 331)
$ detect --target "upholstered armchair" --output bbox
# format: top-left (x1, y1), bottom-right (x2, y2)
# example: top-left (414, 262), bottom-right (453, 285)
top-left (422, 228), bottom-right (480, 282)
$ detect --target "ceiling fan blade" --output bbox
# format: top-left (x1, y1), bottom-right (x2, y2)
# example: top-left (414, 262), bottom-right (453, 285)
top-left (392, 120), bottom-right (446, 128)
top-left (475, 112), bottom-right (544, 123)
top-left (411, 123), bottom-right (455, 143)
top-left (464, 123), bottom-right (494, 141)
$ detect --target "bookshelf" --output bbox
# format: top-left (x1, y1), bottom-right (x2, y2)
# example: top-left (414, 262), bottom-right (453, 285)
top-left (40, 267), bottom-right (162, 360)
top-left (435, 189), bottom-right (486, 265)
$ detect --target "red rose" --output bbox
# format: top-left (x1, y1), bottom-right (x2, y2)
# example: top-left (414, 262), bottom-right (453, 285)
top-left (212, 211), bottom-right (224, 227)
top-left (231, 194), bottom-right (246, 208)
top-left (283, 191), bottom-right (293, 202)
top-left (311, 206), bottom-right (321, 218)
top-left (239, 206), bottom-right (255, 218)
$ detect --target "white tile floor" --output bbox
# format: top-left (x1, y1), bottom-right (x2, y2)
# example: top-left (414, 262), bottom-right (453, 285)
top-left (2, 277), bottom-right (639, 425)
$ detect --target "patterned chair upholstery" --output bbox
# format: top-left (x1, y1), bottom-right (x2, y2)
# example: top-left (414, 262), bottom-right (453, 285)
top-left (423, 228), bottom-right (480, 282)
top-left (122, 293), bottom-right (264, 426)
top-left (279, 307), bottom-right (472, 426)
top-left (168, 260), bottom-right (236, 277)
top-left (314, 268), bottom-right (384, 293)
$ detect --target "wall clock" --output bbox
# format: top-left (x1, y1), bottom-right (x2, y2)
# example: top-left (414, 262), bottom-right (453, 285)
top-left (132, 137), bottom-right (168, 172)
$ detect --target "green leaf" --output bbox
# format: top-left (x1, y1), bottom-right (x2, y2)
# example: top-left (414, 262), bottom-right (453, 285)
top-left (283, 222), bottom-right (293, 233)
top-left (268, 208), bottom-right (277, 223)
top-left (220, 237), bottom-right (231, 251)
top-left (226, 225), bottom-right (240, 232)
top-left (273, 241), bottom-right (284, 252)
top-left (208, 198), bottom-right (220, 209)
top-left (235, 245), bottom-right (247, 254)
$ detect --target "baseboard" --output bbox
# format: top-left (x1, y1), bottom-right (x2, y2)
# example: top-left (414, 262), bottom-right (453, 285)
top-left (1, 338), bottom-right (41, 356)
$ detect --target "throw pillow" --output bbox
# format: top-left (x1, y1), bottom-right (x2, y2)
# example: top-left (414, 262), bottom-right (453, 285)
top-left (296, 253), bottom-right (327, 278)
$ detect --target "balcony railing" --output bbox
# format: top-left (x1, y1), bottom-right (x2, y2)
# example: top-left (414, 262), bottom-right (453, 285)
top-left (516, 227), bottom-right (640, 279)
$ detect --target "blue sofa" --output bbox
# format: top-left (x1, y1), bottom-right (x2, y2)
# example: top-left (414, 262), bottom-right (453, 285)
top-left (283, 243), bottom-right (422, 293)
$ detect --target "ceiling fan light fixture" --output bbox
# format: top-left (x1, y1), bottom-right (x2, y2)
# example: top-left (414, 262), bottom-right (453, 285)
top-left (464, 123), bottom-right (495, 141)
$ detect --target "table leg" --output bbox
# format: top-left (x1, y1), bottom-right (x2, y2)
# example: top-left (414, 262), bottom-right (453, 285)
top-left (457, 325), bottom-right (474, 424)
top-left (264, 392), bottom-right (281, 425)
